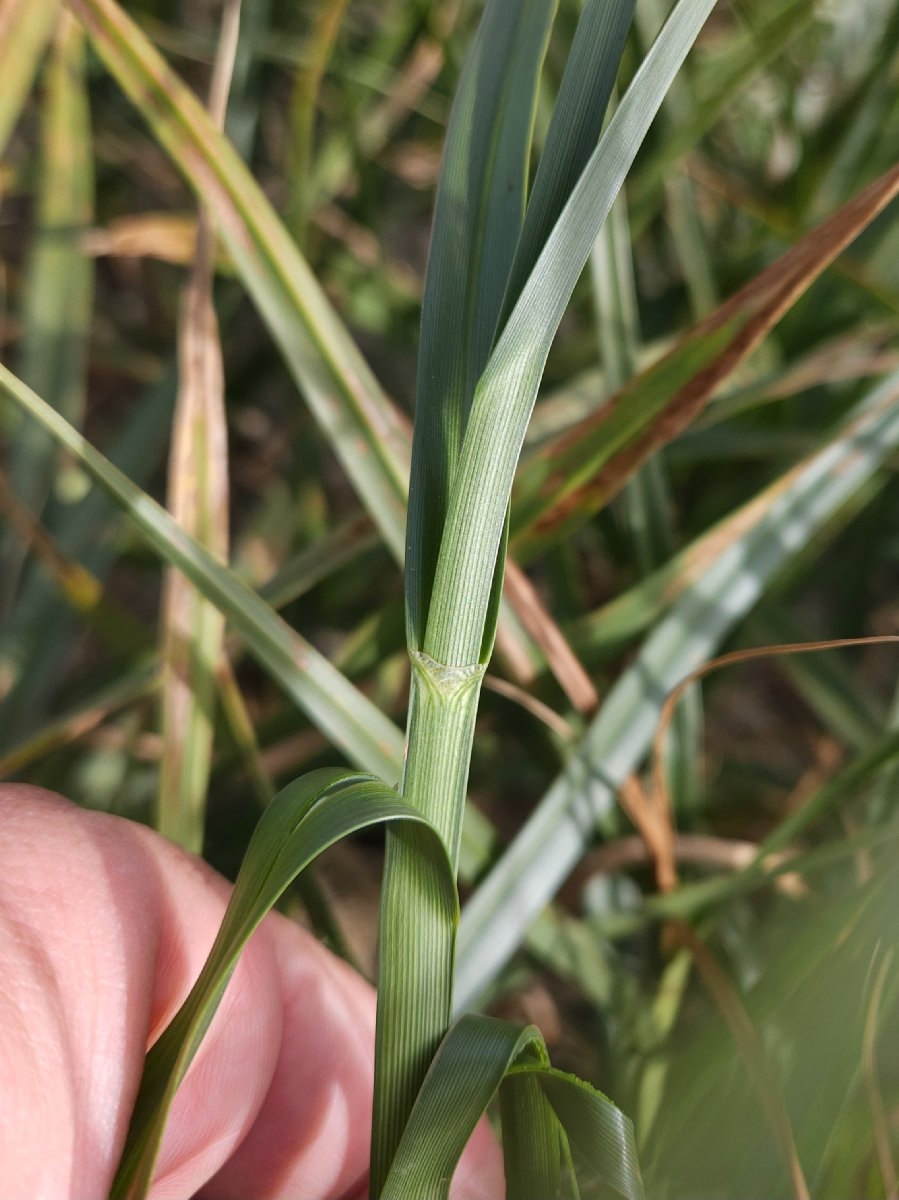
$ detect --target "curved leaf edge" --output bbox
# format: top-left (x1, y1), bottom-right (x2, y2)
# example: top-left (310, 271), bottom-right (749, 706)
top-left (111, 767), bottom-right (457, 1200)
top-left (381, 1012), bottom-right (644, 1200)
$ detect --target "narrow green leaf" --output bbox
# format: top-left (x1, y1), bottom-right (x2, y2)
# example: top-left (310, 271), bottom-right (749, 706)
top-left (380, 1015), bottom-right (549, 1200)
top-left (406, 0), bottom-right (556, 651)
top-left (16, 10), bottom-right (93, 484)
top-left (380, 4), bottom-right (701, 1186)
top-left (592, 186), bottom-right (640, 396)
top-left (0, 362), bottom-right (404, 781)
top-left (3, 11), bottom-right (93, 597)
top-left (425, 0), bottom-right (717, 667)
top-left (111, 767), bottom-right (456, 1199)
top-left (504, 0), bottom-right (636, 312)
top-left (501, 1072), bottom-right (564, 1200)
top-left (372, 655), bottom-right (485, 1194)
top-left (540, 1070), bottom-right (644, 1200)
top-left (376, 2), bottom-right (561, 1187)
top-left (380, 1013), bottom-right (642, 1200)
top-left (0, 0), bottom-right (58, 156)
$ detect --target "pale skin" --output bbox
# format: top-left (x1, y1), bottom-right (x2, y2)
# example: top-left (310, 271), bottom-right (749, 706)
top-left (0, 785), bottom-right (504, 1200)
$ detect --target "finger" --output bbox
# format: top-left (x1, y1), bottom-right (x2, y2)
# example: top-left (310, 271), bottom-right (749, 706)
top-left (0, 785), bottom-right (161, 1199)
top-left (197, 910), bottom-right (376, 1200)
top-left (0, 786), bottom-right (505, 1200)
top-left (202, 912), bottom-right (506, 1200)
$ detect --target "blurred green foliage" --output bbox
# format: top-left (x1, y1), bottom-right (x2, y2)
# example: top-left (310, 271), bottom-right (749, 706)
top-left (2, 2), bottom-right (899, 1195)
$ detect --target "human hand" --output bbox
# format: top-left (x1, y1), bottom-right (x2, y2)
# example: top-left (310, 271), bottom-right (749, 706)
top-left (0, 785), bottom-right (503, 1199)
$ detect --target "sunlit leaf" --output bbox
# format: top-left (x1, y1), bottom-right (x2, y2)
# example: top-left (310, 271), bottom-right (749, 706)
top-left (0, 0), bottom-right (58, 155)
top-left (456, 366), bottom-right (899, 1008)
top-left (157, 0), bottom-right (239, 852)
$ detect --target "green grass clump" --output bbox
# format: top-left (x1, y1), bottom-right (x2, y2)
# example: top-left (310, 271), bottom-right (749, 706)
top-left (2, 0), bottom-right (899, 1197)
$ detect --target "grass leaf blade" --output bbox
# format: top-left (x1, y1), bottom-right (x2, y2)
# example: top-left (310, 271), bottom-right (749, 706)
top-left (111, 767), bottom-right (457, 1199)
top-left (158, 2), bottom-right (239, 852)
top-left (380, 1013), bottom-right (642, 1200)
top-left (425, 0), bottom-right (718, 667)
top-left (0, 362), bottom-right (404, 781)
top-left (3, 11), bottom-right (93, 601)
top-left (456, 366), bottom-right (899, 1007)
top-left (501, 1072), bottom-right (564, 1200)
top-left (504, 0), bottom-right (636, 311)
top-left (69, 0), bottom-right (411, 557)
top-left (515, 161), bottom-right (899, 553)
top-left (406, 0), bottom-right (556, 651)
top-left (380, 1014), bottom-right (550, 1200)
top-left (539, 1070), bottom-right (644, 1200)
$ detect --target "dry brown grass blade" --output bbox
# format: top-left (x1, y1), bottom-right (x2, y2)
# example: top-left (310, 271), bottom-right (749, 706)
top-left (580, 833), bottom-right (804, 896)
top-left (526, 161), bottom-right (899, 544)
top-left (483, 674), bottom-right (576, 742)
top-left (689, 157), bottom-right (899, 316)
top-left (158, 0), bottom-right (240, 852)
top-left (503, 560), bottom-right (598, 713)
top-left (705, 325), bottom-right (899, 415)
top-left (82, 212), bottom-right (204, 265)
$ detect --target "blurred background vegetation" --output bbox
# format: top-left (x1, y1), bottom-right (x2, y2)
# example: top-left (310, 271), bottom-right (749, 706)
top-left (1, 1), bottom-right (899, 1196)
